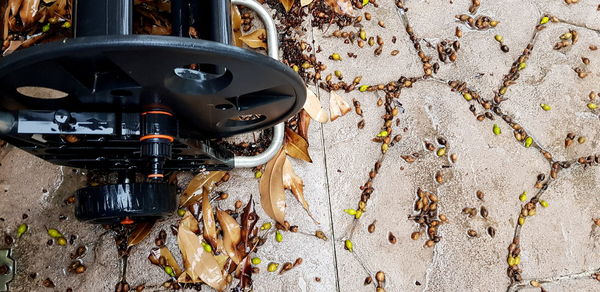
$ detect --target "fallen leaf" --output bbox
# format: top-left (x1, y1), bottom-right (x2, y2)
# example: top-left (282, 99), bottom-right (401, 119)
top-left (127, 221), bottom-right (155, 248)
top-left (202, 191), bottom-right (218, 249)
top-left (177, 211), bottom-right (227, 290)
top-left (216, 210), bottom-right (242, 264)
top-left (283, 157), bottom-right (319, 223)
top-left (284, 127), bottom-right (312, 163)
top-left (239, 29), bottom-right (267, 49)
top-left (329, 91), bottom-right (352, 121)
top-left (160, 247), bottom-right (183, 276)
top-left (2, 40), bottom-right (22, 56)
top-left (303, 88), bottom-right (329, 123)
top-left (301, 0), bottom-right (314, 6)
top-left (239, 197), bottom-right (259, 252)
top-left (325, 0), bottom-right (354, 16)
top-left (180, 171), bottom-right (226, 207)
top-left (297, 109), bottom-right (311, 141)
top-left (259, 149), bottom-right (287, 225)
top-left (280, 0), bottom-right (294, 12)
top-left (9, 0), bottom-right (23, 16)
top-left (231, 5), bottom-right (243, 47)
top-left (19, 0), bottom-right (40, 27)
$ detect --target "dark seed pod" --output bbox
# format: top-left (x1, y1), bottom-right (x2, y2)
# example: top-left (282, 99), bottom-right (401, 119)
top-left (364, 276), bottom-right (373, 285)
top-left (480, 206), bottom-right (488, 218)
top-left (388, 232), bottom-right (397, 244)
top-left (487, 226), bottom-right (496, 238)
top-left (467, 229), bottom-right (478, 237)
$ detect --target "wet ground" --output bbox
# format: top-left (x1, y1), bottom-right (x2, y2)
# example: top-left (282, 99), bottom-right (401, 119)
top-left (1, 0), bottom-right (600, 291)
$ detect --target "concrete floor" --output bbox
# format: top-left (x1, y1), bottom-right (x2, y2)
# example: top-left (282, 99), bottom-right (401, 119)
top-left (1, 0), bottom-right (600, 291)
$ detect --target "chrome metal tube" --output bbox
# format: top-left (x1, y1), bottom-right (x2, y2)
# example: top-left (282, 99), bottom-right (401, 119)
top-left (231, 0), bottom-right (284, 168)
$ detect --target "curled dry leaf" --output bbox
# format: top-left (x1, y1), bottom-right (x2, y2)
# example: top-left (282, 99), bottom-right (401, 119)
top-left (259, 149), bottom-right (287, 225)
top-left (284, 127), bottom-right (312, 163)
top-left (236, 198), bottom-right (259, 289)
top-left (216, 210), bottom-right (242, 264)
top-left (325, 0), bottom-right (354, 16)
top-left (303, 88), bottom-right (329, 123)
top-left (280, 0), bottom-right (294, 12)
top-left (19, 0), bottom-right (40, 27)
top-left (231, 5), bottom-right (243, 47)
top-left (179, 171), bottom-right (226, 207)
top-left (127, 221), bottom-right (156, 248)
top-left (297, 109), bottom-right (311, 141)
top-left (160, 247), bottom-right (183, 276)
top-left (9, 0), bottom-right (23, 16)
top-left (301, 0), bottom-right (314, 6)
top-left (202, 191), bottom-right (218, 249)
top-left (283, 157), bottom-right (318, 224)
top-left (177, 211), bottom-right (226, 290)
top-left (329, 91), bottom-right (351, 121)
top-left (239, 29), bottom-right (267, 49)
top-left (240, 196), bottom-right (259, 252)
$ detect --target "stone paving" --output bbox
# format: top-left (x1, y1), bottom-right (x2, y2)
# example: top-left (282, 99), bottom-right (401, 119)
top-left (1, 0), bottom-right (600, 291)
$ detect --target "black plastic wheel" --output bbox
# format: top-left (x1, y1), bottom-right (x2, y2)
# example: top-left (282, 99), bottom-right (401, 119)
top-left (0, 35), bottom-right (306, 138)
top-left (74, 183), bottom-right (177, 224)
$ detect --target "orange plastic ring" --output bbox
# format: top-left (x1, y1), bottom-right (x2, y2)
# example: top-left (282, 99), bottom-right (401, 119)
top-left (120, 217), bottom-right (134, 225)
top-left (141, 111), bottom-right (173, 116)
top-left (147, 174), bottom-right (164, 178)
top-left (140, 134), bottom-right (174, 142)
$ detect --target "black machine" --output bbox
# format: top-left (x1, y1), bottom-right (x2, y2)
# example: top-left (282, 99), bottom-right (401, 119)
top-left (0, 0), bottom-right (306, 224)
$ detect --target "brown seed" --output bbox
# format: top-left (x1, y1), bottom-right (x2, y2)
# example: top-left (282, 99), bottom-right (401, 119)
top-left (235, 200), bottom-right (243, 209)
top-left (280, 262), bottom-right (293, 274)
top-left (590, 45), bottom-right (598, 51)
top-left (578, 136), bottom-right (586, 144)
top-left (391, 50), bottom-right (399, 56)
top-left (476, 190), bottom-right (485, 201)
top-left (450, 153), bottom-right (458, 163)
top-left (455, 27), bottom-right (462, 38)
top-left (582, 57), bottom-right (590, 65)
top-left (480, 206), bottom-right (489, 218)
top-left (388, 232), bottom-right (397, 244)
top-left (315, 230), bottom-right (327, 240)
top-left (364, 276), bottom-right (373, 285)
top-left (42, 278), bottom-right (55, 288)
top-left (290, 225), bottom-right (299, 232)
top-left (368, 221), bottom-right (376, 233)
top-left (218, 192), bottom-right (229, 200)
top-left (467, 229), bottom-right (478, 237)
top-left (375, 271), bottom-right (385, 282)
top-left (593, 218), bottom-right (600, 226)
top-left (364, 12), bottom-right (372, 21)
top-left (411, 231), bottom-right (421, 240)
top-left (315, 277), bottom-right (321, 282)
top-left (501, 45), bottom-right (509, 53)
top-left (425, 240), bottom-right (435, 247)
top-left (75, 264), bottom-right (86, 274)
top-left (294, 258), bottom-right (303, 267)
top-left (487, 226), bottom-right (496, 238)
top-left (435, 171), bottom-right (444, 184)
top-left (358, 119), bottom-right (365, 129)
top-left (378, 20), bottom-right (385, 28)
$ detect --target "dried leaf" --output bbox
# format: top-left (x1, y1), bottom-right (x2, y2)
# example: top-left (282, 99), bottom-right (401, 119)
top-left (301, 0), bottom-right (314, 6)
top-left (284, 127), bottom-right (312, 163)
top-left (160, 247), bottom-right (183, 276)
top-left (329, 91), bottom-right (352, 121)
top-left (180, 171), bottom-right (226, 207)
top-left (177, 211), bottom-right (227, 290)
top-left (127, 221), bottom-right (155, 248)
top-left (9, 0), bottom-right (23, 16)
top-left (216, 210), bottom-right (242, 264)
top-left (280, 0), bottom-right (294, 12)
top-left (283, 157), bottom-right (318, 223)
top-left (2, 40), bottom-right (22, 56)
top-left (231, 5), bottom-right (243, 47)
top-left (303, 88), bottom-right (329, 123)
top-left (298, 109), bottom-right (311, 141)
top-left (202, 191), bottom-right (218, 249)
top-left (325, 0), bottom-right (354, 16)
top-left (259, 149), bottom-right (287, 225)
top-left (19, 0), bottom-right (40, 27)
top-left (239, 29), bottom-right (267, 49)
top-left (240, 197), bottom-right (259, 252)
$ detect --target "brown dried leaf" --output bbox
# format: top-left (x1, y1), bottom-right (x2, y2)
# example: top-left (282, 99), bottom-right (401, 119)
top-left (284, 127), bottom-right (312, 163)
top-left (297, 109), bottom-right (311, 141)
top-left (283, 157), bottom-right (318, 223)
top-left (325, 0), bottom-right (354, 16)
top-left (259, 149), bottom-right (287, 225)
top-left (9, 0), bottom-right (24, 16)
top-left (231, 5), bottom-right (243, 47)
top-left (19, 0), bottom-right (40, 27)
top-left (303, 88), bottom-right (329, 123)
top-left (329, 91), bottom-right (352, 121)
top-left (240, 197), bottom-right (259, 252)
top-left (179, 171), bottom-right (226, 207)
top-left (216, 210), bottom-right (242, 264)
top-left (301, 0), bottom-right (314, 6)
top-left (160, 246), bottom-right (183, 276)
top-left (239, 29), bottom-right (267, 49)
top-left (202, 191), bottom-right (218, 249)
top-left (177, 211), bottom-right (226, 290)
top-left (280, 0), bottom-right (294, 12)
top-left (127, 221), bottom-right (155, 248)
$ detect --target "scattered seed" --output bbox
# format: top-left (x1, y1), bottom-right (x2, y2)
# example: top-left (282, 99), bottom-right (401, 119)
top-left (436, 147), bottom-right (446, 157)
top-left (376, 271), bottom-right (385, 283)
top-left (480, 206), bottom-right (489, 218)
top-left (494, 35), bottom-right (503, 43)
top-left (411, 231), bottom-right (421, 240)
top-left (368, 221), bottom-right (376, 233)
top-left (578, 136), bottom-right (586, 144)
top-left (17, 223), bottom-right (28, 238)
top-left (388, 232), bottom-right (397, 244)
top-left (315, 230), bottom-right (327, 241)
top-left (540, 103), bottom-right (551, 111)
top-left (330, 53), bottom-right (342, 61)
top-left (467, 229), bottom-right (478, 237)
top-left (378, 20), bottom-right (385, 28)
top-left (493, 124), bottom-right (501, 135)
top-left (519, 192), bottom-right (527, 202)
top-left (344, 239), bottom-right (353, 252)
top-left (487, 226), bottom-right (496, 238)
top-left (501, 45), bottom-right (510, 52)
top-left (540, 200), bottom-right (549, 208)
top-left (275, 231), bottom-right (283, 242)
top-left (267, 262), bottom-right (279, 272)
top-left (364, 276), bottom-right (373, 285)
top-left (476, 190), bottom-right (485, 201)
